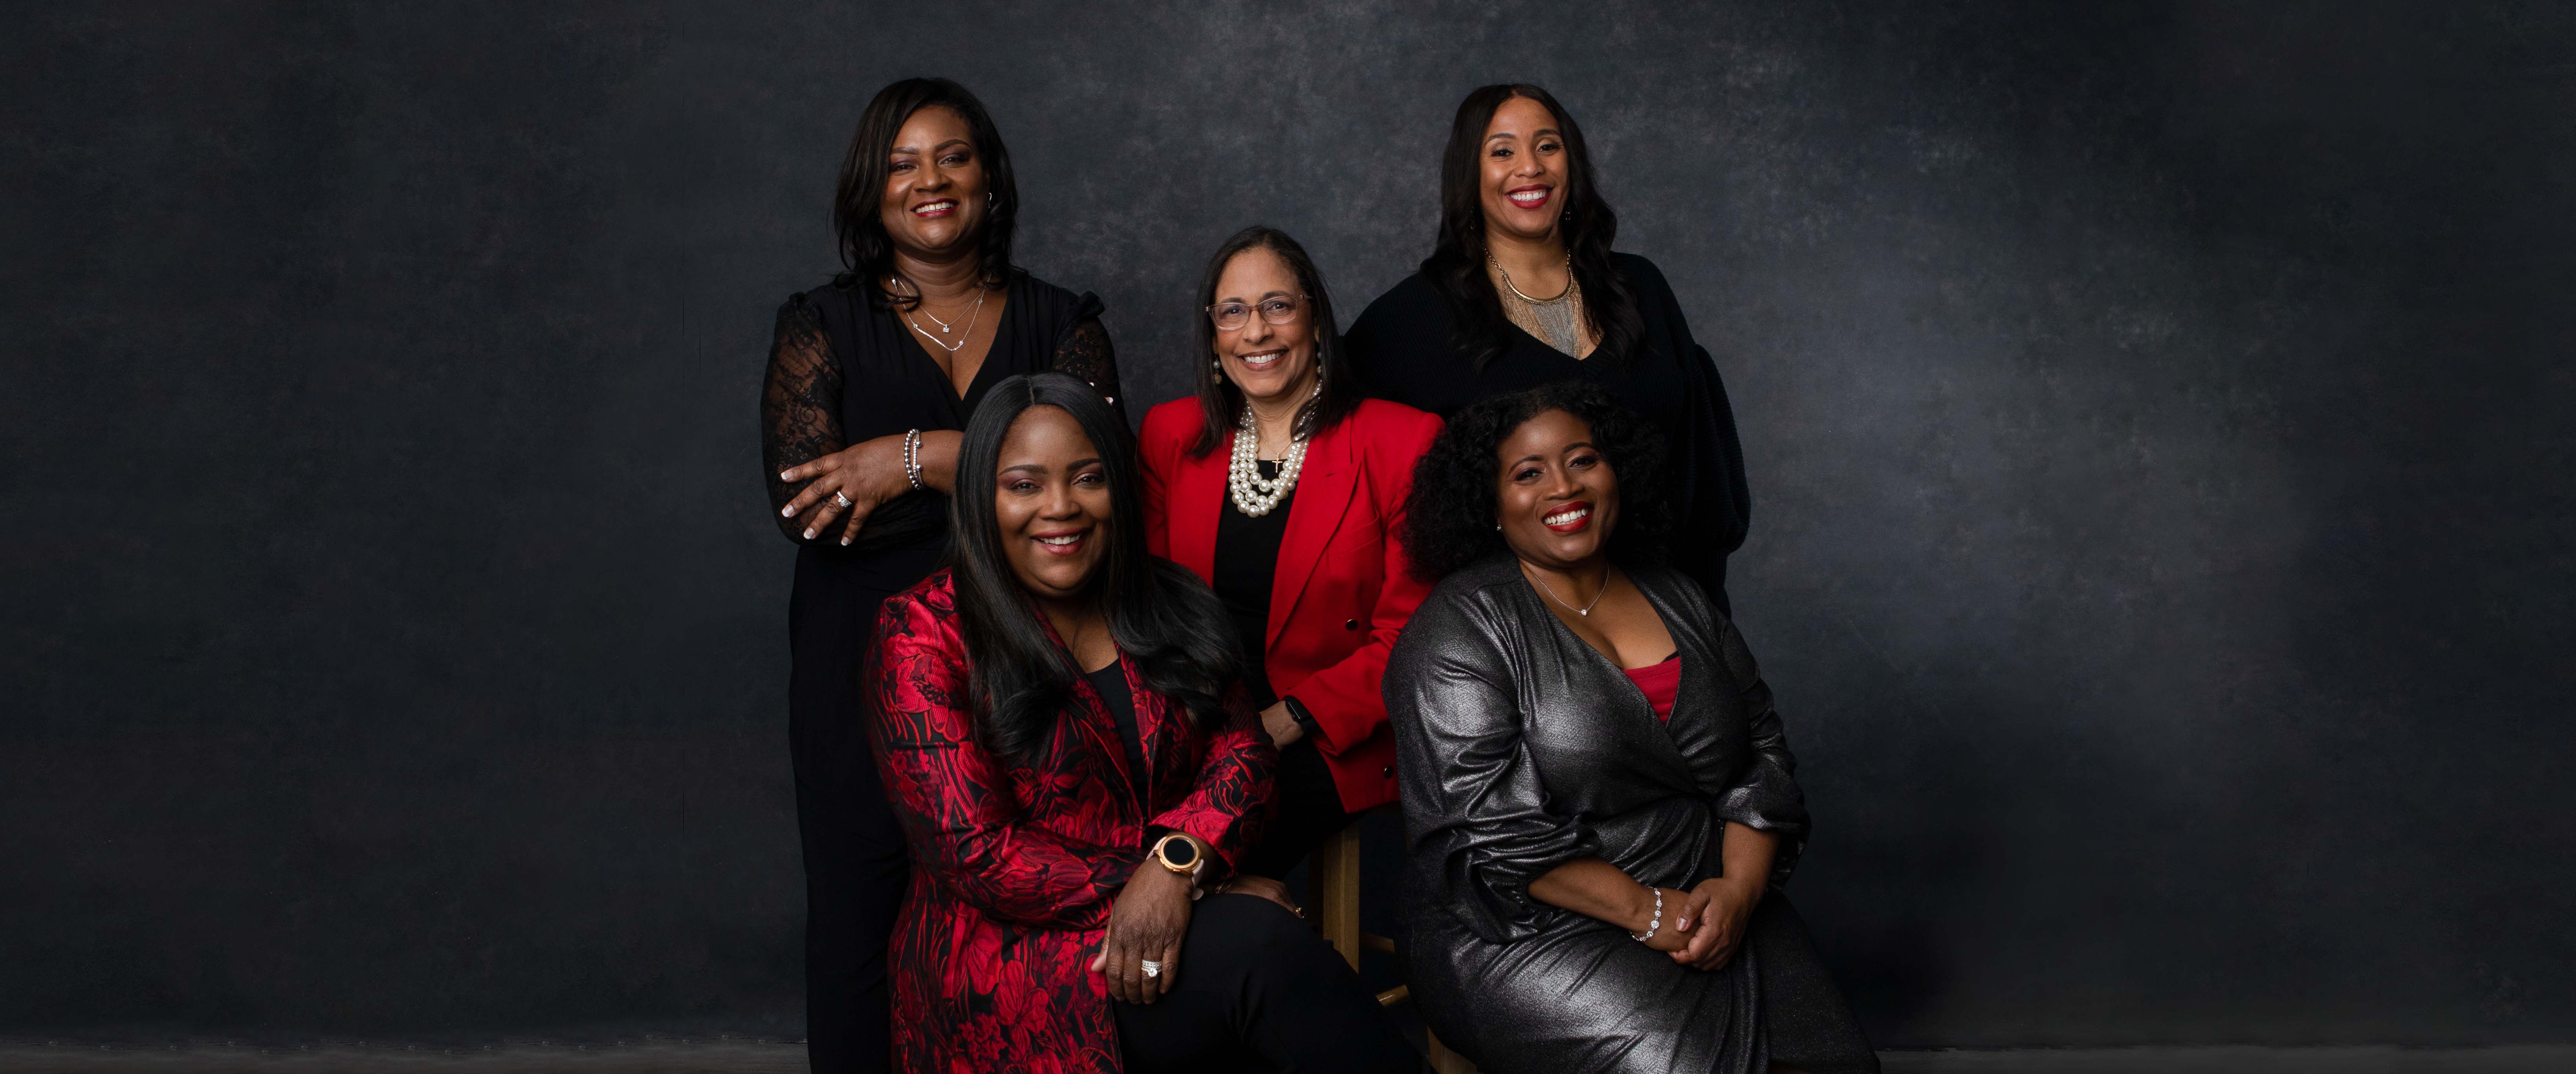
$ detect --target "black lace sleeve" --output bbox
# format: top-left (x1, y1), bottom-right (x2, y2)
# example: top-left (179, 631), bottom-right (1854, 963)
top-left (760, 296), bottom-right (842, 544)
top-left (1050, 317), bottom-right (1126, 422)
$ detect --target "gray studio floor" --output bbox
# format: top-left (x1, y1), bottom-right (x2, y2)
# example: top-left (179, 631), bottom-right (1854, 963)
top-left (4, 1041), bottom-right (2574, 1073)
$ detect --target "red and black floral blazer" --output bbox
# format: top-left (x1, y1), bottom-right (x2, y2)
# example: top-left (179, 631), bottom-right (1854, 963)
top-left (866, 570), bottom-right (1275, 1074)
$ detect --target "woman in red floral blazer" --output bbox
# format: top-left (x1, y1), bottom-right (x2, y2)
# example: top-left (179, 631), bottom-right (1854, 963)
top-left (866, 373), bottom-right (1413, 1073)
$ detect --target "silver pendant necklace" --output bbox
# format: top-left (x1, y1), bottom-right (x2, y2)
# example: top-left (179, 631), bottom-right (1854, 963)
top-left (896, 279), bottom-right (987, 353)
top-left (1529, 568), bottom-right (1609, 617)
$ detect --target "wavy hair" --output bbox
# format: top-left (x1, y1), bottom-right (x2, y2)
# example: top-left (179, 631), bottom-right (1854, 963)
top-left (947, 373), bottom-right (1241, 760)
top-left (831, 77), bottom-right (1019, 309)
top-left (1422, 84), bottom-right (1646, 373)
top-left (1401, 380), bottom-right (1671, 582)
top-left (1186, 226), bottom-right (1365, 458)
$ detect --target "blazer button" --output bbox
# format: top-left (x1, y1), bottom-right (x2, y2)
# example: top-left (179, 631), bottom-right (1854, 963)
top-left (1382, 766), bottom-right (1394, 778)
top-left (1345, 618), bottom-right (1361, 631)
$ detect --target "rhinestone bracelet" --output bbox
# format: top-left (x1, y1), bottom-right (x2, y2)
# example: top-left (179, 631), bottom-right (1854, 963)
top-left (1630, 887), bottom-right (1664, 942)
top-left (903, 429), bottom-right (925, 491)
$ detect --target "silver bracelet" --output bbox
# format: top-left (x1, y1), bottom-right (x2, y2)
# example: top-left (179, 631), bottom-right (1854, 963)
top-left (903, 429), bottom-right (925, 491)
top-left (1630, 887), bottom-right (1664, 942)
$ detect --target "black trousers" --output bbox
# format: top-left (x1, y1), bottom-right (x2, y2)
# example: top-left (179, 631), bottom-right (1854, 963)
top-left (1112, 893), bottom-right (1416, 1073)
top-left (790, 557), bottom-right (932, 1074)
top-left (1235, 738), bottom-right (1354, 880)
top-left (793, 754), bottom-right (906, 1074)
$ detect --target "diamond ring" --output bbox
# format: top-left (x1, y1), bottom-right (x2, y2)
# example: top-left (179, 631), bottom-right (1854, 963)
top-left (832, 491), bottom-right (854, 510)
top-left (1141, 959), bottom-right (1163, 979)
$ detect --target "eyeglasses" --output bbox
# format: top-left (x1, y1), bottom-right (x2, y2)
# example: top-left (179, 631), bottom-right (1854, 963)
top-left (1206, 295), bottom-right (1309, 331)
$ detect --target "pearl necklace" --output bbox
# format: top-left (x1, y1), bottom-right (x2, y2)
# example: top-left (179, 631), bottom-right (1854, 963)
top-left (1226, 382), bottom-right (1318, 518)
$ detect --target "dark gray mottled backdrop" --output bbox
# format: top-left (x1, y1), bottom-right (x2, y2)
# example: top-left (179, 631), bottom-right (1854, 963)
top-left (6, 0), bottom-right (2571, 1049)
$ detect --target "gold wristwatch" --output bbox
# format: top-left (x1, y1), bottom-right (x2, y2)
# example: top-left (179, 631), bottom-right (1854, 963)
top-left (1151, 831), bottom-right (1207, 880)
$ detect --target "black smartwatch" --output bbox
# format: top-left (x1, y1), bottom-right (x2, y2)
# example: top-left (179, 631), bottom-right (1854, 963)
top-left (1282, 696), bottom-right (1325, 744)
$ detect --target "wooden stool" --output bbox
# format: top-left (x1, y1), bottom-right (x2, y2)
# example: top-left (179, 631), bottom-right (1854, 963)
top-left (1308, 812), bottom-right (1476, 1074)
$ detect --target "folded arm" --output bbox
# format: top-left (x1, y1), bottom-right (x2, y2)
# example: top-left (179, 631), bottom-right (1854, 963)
top-left (759, 298), bottom-right (845, 543)
top-left (1145, 687), bottom-right (1275, 877)
top-left (1708, 618), bottom-right (1808, 887)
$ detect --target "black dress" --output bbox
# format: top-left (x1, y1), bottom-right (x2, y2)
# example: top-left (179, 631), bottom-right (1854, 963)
top-left (759, 271), bottom-right (1119, 1074)
top-left (1344, 254), bottom-right (1751, 615)
top-left (1384, 555), bottom-right (1876, 1074)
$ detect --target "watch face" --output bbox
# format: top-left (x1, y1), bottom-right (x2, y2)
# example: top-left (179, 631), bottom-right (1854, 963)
top-left (1163, 837), bottom-right (1198, 868)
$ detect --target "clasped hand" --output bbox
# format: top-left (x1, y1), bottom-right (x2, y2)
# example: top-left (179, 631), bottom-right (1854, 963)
top-left (778, 434), bottom-right (911, 545)
top-left (1648, 877), bottom-right (1762, 971)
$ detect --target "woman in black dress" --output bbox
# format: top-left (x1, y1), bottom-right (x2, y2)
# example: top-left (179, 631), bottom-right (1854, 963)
top-left (758, 77), bottom-right (1120, 1074)
top-left (1385, 382), bottom-right (1874, 1074)
top-left (1345, 83), bottom-right (1752, 615)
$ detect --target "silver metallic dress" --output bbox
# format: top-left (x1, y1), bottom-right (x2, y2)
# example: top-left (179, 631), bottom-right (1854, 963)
top-left (1388, 556), bottom-right (1878, 1074)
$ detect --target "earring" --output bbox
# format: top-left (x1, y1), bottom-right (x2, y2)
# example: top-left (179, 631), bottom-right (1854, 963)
top-left (986, 191), bottom-right (995, 206)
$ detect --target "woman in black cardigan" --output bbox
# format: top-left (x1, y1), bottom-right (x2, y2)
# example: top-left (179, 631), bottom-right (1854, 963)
top-left (1385, 382), bottom-right (1872, 1074)
top-left (1345, 82), bottom-right (1750, 614)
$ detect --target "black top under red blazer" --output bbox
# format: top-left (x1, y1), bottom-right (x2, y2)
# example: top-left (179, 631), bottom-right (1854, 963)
top-left (1140, 397), bottom-right (1444, 814)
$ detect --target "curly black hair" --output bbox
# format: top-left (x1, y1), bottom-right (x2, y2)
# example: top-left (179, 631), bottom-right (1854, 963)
top-left (1402, 380), bottom-right (1672, 582)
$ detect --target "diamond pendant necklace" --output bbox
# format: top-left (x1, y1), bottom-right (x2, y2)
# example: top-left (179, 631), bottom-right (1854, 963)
top-left (1529, 567), bottom-right (1609, 617)
top-left (901, 286), bottom-right (986, 354)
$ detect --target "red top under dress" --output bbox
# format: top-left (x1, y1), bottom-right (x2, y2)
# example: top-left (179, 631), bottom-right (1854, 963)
top-left (1624, 654), bottom-right (1682, 721)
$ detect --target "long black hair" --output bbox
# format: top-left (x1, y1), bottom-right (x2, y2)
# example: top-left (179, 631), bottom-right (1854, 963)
top-left (1422, 83), bottom-right (1647, 373)
top-left (947, 373), bottom-right (1241, 760)
top-left (831, 77), bottom-right (1020, 310)
top-left (1187, 226), bottom-right (1365, 458)
top-left (1401, 380), bottom-right (1671, 582)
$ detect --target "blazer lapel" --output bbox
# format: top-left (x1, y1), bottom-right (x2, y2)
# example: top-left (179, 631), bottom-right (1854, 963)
top-left (1126, 650), bottom-right (1172, 808)
top-left (1268, 422), bottom-right (1358, 649)
top-left (1038, 610), bottom-right (1144, 815)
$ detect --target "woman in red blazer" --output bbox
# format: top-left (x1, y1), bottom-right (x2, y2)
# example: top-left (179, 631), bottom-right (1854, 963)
top-left (868, 373), bottom-right (1411, 1072)
top-left (1141, 226), bottom-right (1444, 892)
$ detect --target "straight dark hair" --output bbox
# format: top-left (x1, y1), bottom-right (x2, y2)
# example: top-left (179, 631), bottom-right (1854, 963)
top-left (1186, 226), bottom-right (1364, 458)
top-left (1422, 83), bottom-right (1647, 373)
top-left (831, 77), bottom-right (1019, 309)
top-left (948, 373), bottom-right (1242, 760)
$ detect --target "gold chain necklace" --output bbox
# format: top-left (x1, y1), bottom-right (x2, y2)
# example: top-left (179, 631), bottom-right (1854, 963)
top-left (1491, 251), bottom-right (1574, 303)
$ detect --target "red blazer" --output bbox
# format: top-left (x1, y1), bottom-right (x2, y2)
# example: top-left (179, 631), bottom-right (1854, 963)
top-left (1140, 397), bottom-right (1443, 814)
top-left (867, 571), bottom-right (1275, 1074)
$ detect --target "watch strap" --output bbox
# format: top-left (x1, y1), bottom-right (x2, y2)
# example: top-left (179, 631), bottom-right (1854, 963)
top-left (1283, 696), bottom-right (1325, 745)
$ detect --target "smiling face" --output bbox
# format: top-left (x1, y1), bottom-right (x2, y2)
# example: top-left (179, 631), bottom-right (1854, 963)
top-left (1494, 408), bottom-right (1621, 572)
top-left (878, 105), bottom-right (989, 261)
top-left (993, 405), bottom-right (1113, 603)
top-left (1478, 94), bottom-right (1570, 245)
top-left (1210, 246), bottom-right (1317, 409)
